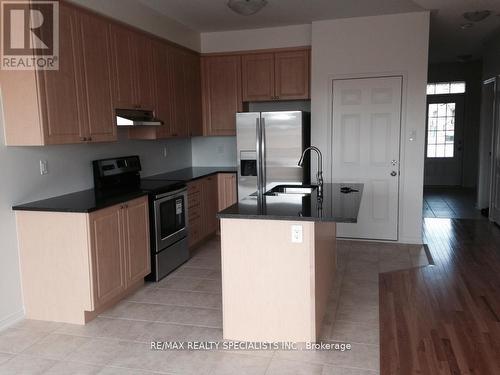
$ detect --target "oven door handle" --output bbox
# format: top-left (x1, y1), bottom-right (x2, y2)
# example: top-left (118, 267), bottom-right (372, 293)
top-left (154, 187), bottom-right (187, 200)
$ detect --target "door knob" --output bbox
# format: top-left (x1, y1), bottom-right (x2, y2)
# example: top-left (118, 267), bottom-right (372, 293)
top-left (390, 171), bottom-right (397, 177)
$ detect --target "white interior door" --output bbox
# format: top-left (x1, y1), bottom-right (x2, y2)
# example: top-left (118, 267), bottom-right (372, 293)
top-left (332, 76), bottom-right (402, 241)
top-left (424, 95), bottom-right (464, 186)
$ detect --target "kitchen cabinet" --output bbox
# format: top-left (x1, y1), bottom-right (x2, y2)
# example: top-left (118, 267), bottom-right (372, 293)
top-left (202, 55), bottom-right (242, 136)
top-left (79, 11), bottom-right (116, 142)
top-left (90, 196), bottom-right (150, 309)
top-left (124, 43), bottom-right (203, 141)
top-left (187, 175), bottom-right (220, 248)
top-left (16, 195), bottom-right (150, 324)
top-left (203, 175), bottom-right (219, 235)
top-left (185, 52), bottom-right (203, 137)
top-left (0, 2), bottom-right (116, 145)
top-left (241, 53), bottom-right (275, 102)
top-left (110, 25), bottom-right (155, 111)
top-left (218, 173), bottom-right (238, 211)
top-left (241, 48), bottom-right (310, 101)
top-left (187, 173), bottom-right (236, 248)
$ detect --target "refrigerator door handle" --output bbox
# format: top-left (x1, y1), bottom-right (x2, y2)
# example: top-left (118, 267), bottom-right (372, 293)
top-left (261, 117), bottom-right (266, 192)
top-left (256, 117), bottom-right (262, 196)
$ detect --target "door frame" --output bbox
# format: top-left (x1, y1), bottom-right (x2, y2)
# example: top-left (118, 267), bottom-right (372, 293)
top-left (489, 76), bottom-right (500, 223)
top-left (423, 94), bottom-right (465, 186)
top-left (328, 72), bottom-right (406, 241)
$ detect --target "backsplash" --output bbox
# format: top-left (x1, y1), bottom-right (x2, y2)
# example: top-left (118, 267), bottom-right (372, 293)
top-left (191, 136), bottom-right (237, 167)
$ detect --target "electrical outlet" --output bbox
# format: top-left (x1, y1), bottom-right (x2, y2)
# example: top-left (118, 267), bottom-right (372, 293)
top-left (39, 160), bottom-right (48, 175)
top-left (217, 145), bottom-right (224, 154)
top-left (291, 225), bottom-right (303, 243)
top-left (163, 146), bottom-right (168, 157)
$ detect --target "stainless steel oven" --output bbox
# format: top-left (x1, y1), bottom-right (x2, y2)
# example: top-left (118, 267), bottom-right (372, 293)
top-left (153, 186), bottom-right (188, 251)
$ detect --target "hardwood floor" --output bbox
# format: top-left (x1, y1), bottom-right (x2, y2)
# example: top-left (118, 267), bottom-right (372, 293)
top-left (380, 218), bottom-right (500, 374)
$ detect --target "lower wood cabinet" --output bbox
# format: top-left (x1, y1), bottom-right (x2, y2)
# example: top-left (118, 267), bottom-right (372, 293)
top-left (16, 196), bottom-right (150, 324)
top-left (187, 173), bottom-right (237, 248)
top-left (218, 173), bottom-right (238, 211)
top-left (89, 196), bottom-right (150, 309)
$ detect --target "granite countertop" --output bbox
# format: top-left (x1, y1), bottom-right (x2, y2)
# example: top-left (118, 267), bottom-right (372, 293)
top-left (217, 183), bottom-right (364, 223)
top-left (12, 188), bottom-right (148, 213)
top-left (144, 167), bottom-right (237, 182)
top-left (12, 166), bottom-right (237, 213)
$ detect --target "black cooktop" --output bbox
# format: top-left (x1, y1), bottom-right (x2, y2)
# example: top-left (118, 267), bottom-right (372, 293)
top-left (139, 179), bottom-right (186, 195)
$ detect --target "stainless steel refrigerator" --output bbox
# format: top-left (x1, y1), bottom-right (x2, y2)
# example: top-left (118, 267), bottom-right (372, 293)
top-left (236, 111), bottom-right (310, 200)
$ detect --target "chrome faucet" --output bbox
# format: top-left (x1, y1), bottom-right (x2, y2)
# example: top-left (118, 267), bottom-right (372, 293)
top-left (298, 146), bottom-right (323, 197)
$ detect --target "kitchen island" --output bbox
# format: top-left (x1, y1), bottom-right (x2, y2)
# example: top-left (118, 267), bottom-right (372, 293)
top-left (217, 183), bottom-right (363, 342)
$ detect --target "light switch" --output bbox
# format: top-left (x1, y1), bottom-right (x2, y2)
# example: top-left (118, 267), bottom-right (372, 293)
top-left (291, 225), bottom-right (303, 243)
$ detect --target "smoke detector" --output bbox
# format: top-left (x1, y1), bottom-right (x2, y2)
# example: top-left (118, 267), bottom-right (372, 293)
top-left (227, 0), bottom-right (268, 16)
top-left (463, 10), bottom-right (491, 22)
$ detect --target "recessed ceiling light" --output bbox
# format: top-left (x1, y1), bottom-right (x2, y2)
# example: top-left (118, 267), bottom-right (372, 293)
top-left (463, 10), bottom-right (491, 22)
top-left (227, 0), bottom-right (268, 16)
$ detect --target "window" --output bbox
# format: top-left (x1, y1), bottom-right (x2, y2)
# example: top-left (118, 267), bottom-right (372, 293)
top-left (427, 103), bottom-right (455, 158)
top-left (427, 81), bottom-right (466, 95)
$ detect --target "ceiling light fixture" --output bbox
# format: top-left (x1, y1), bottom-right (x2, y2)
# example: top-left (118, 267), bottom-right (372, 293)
top-left (227, 0), bottom-right (268, 16)
top-left (460, 23), bottom-right (474, 29)
top-left (463, 10), bottom-right (491, 22)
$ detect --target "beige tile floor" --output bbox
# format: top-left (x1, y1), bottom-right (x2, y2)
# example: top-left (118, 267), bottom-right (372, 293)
top-left (0, 237), bottom-right (428, 375)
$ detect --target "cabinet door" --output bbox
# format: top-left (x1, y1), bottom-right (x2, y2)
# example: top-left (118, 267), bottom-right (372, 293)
top-left (218, 173), bottom-right (238, 211)
top-left (169, 47), bottom-right (189, 138)
top-left (79, 12), bottom-right (116, 142)
top-left (89, 205), bottom-right (126, 308)
top-left (38, 3), bottom-right (86, 144)
top-left (154, 42), bottom-right (174, 138)
top-left (274, 49), bottom-right (310, 100)
top-left (132, 33), bottom-right (155, 110)
top-left (202, 55), bottom-right (242, 136)
top-left (123, 197), bottom-right (150, 286)
top-left (110, 24), bottom-right (135, 109)
top-left (184, 52), bottom-right (203, 137)
top-left (203, 176), bottom-right (219, 235)
top-left (241, 53), bottom-right (274, 101)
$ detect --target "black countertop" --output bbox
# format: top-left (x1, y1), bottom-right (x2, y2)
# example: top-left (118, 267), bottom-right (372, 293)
top-left (12, 166), bottom-right (237, 213)
top-left (217, 183), bottom-right (364, 223)
top-left (12, 188), bottom-right (148, 213)
top-left (144, 167), bottom-right (237, 182)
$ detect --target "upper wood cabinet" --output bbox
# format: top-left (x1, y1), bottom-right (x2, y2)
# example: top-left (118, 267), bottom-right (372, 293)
top-left (241, 48), bottom-right (310, 101)
top-left (202, 55), bottom-right (242, 136)
top-left (79, 11), bottom-right (116, 142)
top-left (109, 25), bottom-right (155, 111)
top-left (0, 2), bottom-right (116, 145)
top-left (184, 52), bottom-right (203, 137)
top-left (274, 49), bottom-right (310, 100)
top-left (241, 53), bottom-right (275, 102)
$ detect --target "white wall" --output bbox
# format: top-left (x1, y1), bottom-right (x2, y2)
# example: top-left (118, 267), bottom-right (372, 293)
top-left (68, 0), bottom-right (200, 51)
top-left (201, 24), bottom-right (311, 53)
top-left (311, 12), bottom-right (430, 244)
top-left (483, 31), bottom-right (500, 80)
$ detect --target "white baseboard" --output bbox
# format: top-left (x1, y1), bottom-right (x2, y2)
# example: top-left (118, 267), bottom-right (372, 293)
top-left (398, 236), bottom-right (423, 245)
top-left (0, 309), bottom-right (25, 332)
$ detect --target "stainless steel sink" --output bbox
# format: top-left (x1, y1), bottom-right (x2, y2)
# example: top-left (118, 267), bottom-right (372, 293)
top-left (264, 184), bottom-right (318, 196)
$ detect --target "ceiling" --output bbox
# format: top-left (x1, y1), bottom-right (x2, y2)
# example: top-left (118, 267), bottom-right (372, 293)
top-left (138, 0), bottom-right (500, 63)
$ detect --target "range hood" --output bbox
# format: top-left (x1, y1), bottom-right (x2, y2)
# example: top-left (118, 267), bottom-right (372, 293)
top-left (116, 108), bottom-right (163, 127)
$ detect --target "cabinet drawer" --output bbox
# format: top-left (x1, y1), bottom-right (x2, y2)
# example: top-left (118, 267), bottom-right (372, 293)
top-left (188, 191), bottom-right (201, 208)
top-left (187, 180), bottom-right (202, 194)
top-left (188, 216), bottom-right (203, 246)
